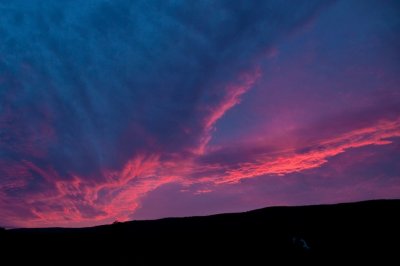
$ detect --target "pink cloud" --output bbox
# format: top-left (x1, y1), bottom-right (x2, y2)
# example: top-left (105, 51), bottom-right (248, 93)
top-left (194, 68), bottom-right (261, 155)
top-left (2, 69), bottom-right (399, 228)
top-left (215, 118), bottom-right (400, 184)
top-left (18, 155), bottom-right (166, 227)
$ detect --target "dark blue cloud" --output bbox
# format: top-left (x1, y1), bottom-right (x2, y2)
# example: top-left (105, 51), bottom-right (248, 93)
top-left (0, 0), bottom-right (328, 181)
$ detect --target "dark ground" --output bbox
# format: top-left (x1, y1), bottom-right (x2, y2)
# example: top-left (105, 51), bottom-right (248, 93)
top-left (1, 199), bottom-right (399, 265)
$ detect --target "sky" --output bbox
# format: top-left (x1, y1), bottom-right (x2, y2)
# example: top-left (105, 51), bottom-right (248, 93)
top-left (0, 0), bottom-right (399, 228)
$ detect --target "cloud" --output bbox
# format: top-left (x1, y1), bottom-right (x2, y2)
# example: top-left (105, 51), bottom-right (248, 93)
top-left (0, 0), bottom-right (329, 177)
top-left (2, 0), bottom-right (400, 227)
top-left (134, 132), bottom-right (400, 221)
top-left (212, 119), bottom-right (400, 184)
top-left (0, 0), bottom-right (331, 227)
top-left (4, 114), bottom-right (399, 227)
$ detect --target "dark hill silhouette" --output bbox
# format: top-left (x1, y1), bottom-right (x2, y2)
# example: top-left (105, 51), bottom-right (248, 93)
top-left (1, 199), bottom-right (399, 265)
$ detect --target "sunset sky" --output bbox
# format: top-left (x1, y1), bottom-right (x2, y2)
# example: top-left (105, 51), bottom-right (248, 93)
top-left (1, 0), bottom-right (399, 228)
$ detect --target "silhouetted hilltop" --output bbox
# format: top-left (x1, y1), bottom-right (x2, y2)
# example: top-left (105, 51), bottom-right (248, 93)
top-left (2, 199), bottom-right (399, 265)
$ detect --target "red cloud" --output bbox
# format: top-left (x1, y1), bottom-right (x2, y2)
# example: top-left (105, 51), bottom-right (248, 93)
top-left (194, 68), bottom-right (261, 155)
top-left (215, 119), bottom-right (400, 184)
top-left (1, 65), bottom-right (399, 228)
top-left (19, 117), bottom-right (399, 227)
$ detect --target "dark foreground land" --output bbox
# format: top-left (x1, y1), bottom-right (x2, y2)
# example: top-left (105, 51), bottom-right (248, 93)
top-left (1, 199), bottom-right (399, 265)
